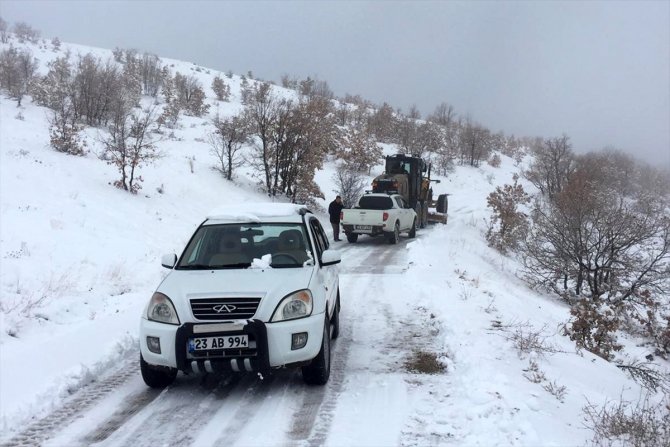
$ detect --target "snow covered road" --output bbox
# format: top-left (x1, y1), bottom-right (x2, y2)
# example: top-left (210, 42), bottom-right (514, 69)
top-left (3, 234), bottom-right (437, 447)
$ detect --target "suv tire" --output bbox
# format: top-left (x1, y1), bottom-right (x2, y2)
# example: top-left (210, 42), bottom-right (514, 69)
top-left (302, 316), bottom-right (331, 385)
top-left (140, 354), bottom-right (178, 388)
top-left (346, 233), bottom-right (358, 243)
top-left (331, 292), bottom-right (341, 339)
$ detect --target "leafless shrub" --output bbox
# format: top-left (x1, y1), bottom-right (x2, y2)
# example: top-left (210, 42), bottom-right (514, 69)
top-left (523, 359), bottom-right (546, 383)
top-left (543, 380), bottom-right (567, 402)
top-left (488, 153), bottom-right (501, 167)
top-left (616, 361), bottom-right (670, 393)
top-left (583, 393), bottom-right (670, 447)
top-left (494, 320), bottom-right (560, 358)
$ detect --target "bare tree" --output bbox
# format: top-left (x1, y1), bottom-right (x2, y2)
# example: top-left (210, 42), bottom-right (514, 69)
top-left (523, 167), bottom-right (670, 302)
top-left (0, 17), bottom-right (9, 44)
top-left (12, 22), bottom-right (40, 43)
top-left (368, 102), bottom-right (396, 143)
top-left (31, 54), bottom-right (71, 110)
top-left (209, 114), bottom-right (249, 180)
top-left (524, 134), bottom-right (575, 198)
top-left (174, 72), bottom-right (209, 116)
top-left (407, 104), bottom-right (421, 120)
top-left (102, 101), bottom-right (161, 193)
top-left (51, 36), bottom-right (61, 51)
top-left (332, 163), bottom-right (367, 208)
top-left (211, 75), bottom-right (231, 101)
top-left (0, 47), bottom-right (37, 106)
top-left (139, 52), bottom-right (163, 97)
top-left (485, 174), bottom-right (531, 253)
top-left (48, 97), bottom-right (86, 156)
top-left (244, 82), bottom-right (280, 194)
top-left (335, 123), bottom-right (382, 173)
top-left (157, 68), bottom-right (181, 128)
top-left (458, 118), bottom-right (492, 167)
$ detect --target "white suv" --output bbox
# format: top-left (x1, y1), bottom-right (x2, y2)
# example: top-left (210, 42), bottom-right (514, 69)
top-left (139, 204), bottom-right (341, 387)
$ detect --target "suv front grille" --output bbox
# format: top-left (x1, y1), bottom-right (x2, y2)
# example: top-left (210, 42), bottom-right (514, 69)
top-left (190, 297), bottom-right (261, 320)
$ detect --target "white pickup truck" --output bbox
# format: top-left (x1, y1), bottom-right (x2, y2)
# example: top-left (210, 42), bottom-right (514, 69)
top-left (341, 193), bottom-right (417, 244)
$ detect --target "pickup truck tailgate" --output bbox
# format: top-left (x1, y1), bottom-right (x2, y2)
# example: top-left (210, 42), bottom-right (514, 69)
top-left (342, 209), bottom-right (385, 226)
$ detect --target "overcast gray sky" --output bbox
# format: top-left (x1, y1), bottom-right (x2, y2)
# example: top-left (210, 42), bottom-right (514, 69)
top-left (1, 0), bottom-right (669, 165)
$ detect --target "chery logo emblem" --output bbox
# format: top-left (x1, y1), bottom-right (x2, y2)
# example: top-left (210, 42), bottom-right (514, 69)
top-left (213, 304), bottom-right (237, 313)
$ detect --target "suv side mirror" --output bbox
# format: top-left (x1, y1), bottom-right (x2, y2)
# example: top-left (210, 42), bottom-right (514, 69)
top-left (321, 249), bottom-right (341, 266)
top-left (161, 253), bottom-right (177, 269)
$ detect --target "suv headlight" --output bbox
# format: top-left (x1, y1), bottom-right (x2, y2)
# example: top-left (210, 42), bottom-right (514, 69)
top-left (271, 290), bottom-right (313, 322)
top-left (147, 292), bottom-right (180, 325)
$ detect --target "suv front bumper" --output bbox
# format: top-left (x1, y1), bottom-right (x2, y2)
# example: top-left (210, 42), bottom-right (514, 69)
top-left (139, 312), bottom-right (325, 374)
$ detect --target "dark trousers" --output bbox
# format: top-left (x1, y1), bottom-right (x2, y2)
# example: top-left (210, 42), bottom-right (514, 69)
top-left (331, 221), bottom-right (340, 241)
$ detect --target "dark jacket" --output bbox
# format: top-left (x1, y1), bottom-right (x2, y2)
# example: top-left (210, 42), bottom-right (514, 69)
top-left (328, 200), bottom-right (344, 223)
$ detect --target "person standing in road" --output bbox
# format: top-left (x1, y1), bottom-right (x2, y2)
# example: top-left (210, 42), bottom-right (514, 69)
top-left (328, 195), bottom-right (344, 241)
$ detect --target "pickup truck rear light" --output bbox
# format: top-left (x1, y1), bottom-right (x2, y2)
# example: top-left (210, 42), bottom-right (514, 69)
top-left (383, 212), bottom-right (389, 222)
top-left (340, 211), bottom-right (343, 220)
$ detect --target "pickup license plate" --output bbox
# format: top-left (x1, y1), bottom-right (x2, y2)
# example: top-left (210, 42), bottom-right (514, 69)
top-left (188, 335), bottom-right (248, 352)
top-left (355, 225), bottom-right (372, 231)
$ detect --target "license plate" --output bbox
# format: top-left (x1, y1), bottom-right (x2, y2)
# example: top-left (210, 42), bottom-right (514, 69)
top-left (355, 225), bottom-right (372, 231)
top-left (188, 335), bottom-right (248, 352)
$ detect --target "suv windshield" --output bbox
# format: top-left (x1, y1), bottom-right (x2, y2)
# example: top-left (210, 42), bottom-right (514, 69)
top-left (177, 223), bottom-right (312, 269)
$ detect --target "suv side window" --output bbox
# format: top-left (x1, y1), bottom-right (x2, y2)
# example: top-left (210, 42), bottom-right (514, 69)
top-left (395, 197), bottom-right (404, 208)
top-left (309, 218), bottom-right (329, 260)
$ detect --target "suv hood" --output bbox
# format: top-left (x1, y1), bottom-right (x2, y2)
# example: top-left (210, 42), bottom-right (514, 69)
top-left (157, 267), bottom-right (315, 322)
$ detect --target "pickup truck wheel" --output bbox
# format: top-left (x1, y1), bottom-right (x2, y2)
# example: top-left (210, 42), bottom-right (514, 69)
top-left (140, 354), bottom-right (177, 388)
top-left (346, 233), bottom-right (358, 243)
top-left (331, 292), bottom-right (341, 339)
top-left (388, 221), bottom-right (400, 244)
top-left (302, 316), bottom-right (331, 385)
top-left (408, 218), bottom-right (417, 238)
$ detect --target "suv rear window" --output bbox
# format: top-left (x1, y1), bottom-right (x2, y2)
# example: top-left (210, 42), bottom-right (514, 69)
top-left (358, 196), bottom-right (393, 210)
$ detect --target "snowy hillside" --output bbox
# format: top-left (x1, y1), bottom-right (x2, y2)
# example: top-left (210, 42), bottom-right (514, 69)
top-left (1, 37), bottom-right (666, 446)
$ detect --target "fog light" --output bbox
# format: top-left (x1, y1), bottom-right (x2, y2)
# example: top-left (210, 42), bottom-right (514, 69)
top-left (147, 336), bottom-right (161, 354)
top-left (291, 332), bottom-right (308, 350)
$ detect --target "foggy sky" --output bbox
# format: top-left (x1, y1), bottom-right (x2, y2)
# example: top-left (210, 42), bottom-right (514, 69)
top-left (1, 0), bottom-right (668, 166)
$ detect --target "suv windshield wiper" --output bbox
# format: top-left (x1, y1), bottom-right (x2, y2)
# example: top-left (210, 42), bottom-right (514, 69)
top-left (178, 262), bottom-right (253, 270)
top-left (177, 263), bottom-right (212, 270)
top-left (211, 263), bottom-right (252, 269)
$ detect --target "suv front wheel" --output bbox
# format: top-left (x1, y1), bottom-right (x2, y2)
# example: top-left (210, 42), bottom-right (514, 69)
top-left (140, 354), bottom-right (178, 388)
top-left (302, 316), bottom-right (331, 385)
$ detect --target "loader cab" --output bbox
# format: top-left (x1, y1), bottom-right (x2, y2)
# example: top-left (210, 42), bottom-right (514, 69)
top-left (383, 154), bottom-right (426, 209)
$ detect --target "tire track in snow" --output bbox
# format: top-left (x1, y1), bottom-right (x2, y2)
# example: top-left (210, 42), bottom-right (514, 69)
top-left (113, 373), bottom-right (246, 447)
top-left (207, 374), bottom-right (278, 446)
top-left (0, 357), bottom-right (138, 447)
top-left (286, 312), bottom-right (354, 446)
top-left (286, 272), bottom-right (373, 445)
top-left (80, 387), bottom-right (162, 445)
